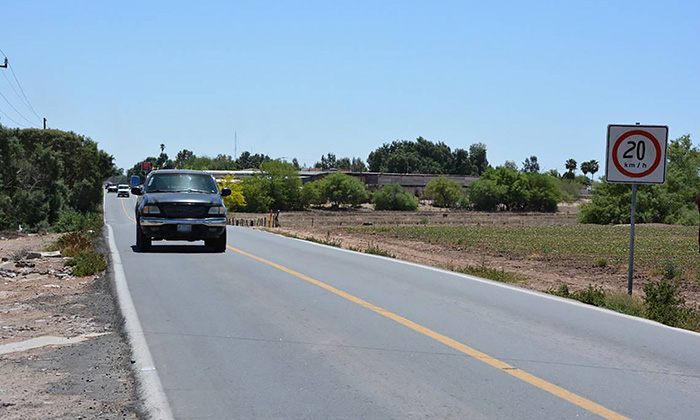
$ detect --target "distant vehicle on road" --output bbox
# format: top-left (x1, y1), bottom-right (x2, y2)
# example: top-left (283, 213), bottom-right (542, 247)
top-left (107, 183), bottom-right (118, 193)
top-left (131, 170), bottom-right (231, 252)
top-left (129, 175), bottom-right (141, 188)
top-left (117, 184), bottom-right (130, 198)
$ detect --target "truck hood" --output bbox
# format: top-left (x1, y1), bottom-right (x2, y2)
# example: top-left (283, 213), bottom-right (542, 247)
top-left (144, 192), bottom-right (223, 206)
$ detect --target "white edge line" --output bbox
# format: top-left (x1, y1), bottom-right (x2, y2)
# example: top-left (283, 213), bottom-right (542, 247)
top-left (105, 197), bottom-right (174, 419)
top-left (245, 227), bottom-right (700, 339)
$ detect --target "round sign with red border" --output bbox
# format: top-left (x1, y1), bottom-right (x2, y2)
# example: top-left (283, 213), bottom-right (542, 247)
top-left (605, 125), bottom-right (668, 184)
top-left (611, 130), bottom-right (661, 178)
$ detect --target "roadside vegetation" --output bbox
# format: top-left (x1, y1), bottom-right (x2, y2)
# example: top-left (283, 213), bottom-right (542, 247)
top-left (466, 167), bottom-right (561, 212)
top-left (0, 125), bottom-right (118, 232)
top-left (0, 125), bottom-right (116, 277)
top-left (457, 263), bottom-right (527, 284)
top-left (47, 213), bottom-right (107, 277)
top-left (373, 184), bottom-right (418, 211)
top-left (581, 134), bottom-right (699, 225)
top-left (355, 224), bottom-right (699, 277)
top-left (548, 280), bottom-right (700, 332)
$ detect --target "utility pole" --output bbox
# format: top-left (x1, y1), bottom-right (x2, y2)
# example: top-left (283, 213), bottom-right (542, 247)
top-left (43, 118), bottom-right (47, 129)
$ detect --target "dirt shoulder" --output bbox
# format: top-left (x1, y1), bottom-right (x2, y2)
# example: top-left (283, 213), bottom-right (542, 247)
top-left (237, 206), bottom-right (700, 306)
top-left (0, 231), bottom-right (140, 419)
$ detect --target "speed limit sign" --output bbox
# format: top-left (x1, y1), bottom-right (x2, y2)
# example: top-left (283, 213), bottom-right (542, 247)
top-left (605, 124), bottom-right (669, 296)
top-left (605, 124), bottom-right (668, 184)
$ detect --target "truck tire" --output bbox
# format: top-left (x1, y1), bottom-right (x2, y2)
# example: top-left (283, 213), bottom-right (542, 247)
top-left (136, 223), bottom-right (151, 252)
top-left (209, 230), bottom-right (227, 253)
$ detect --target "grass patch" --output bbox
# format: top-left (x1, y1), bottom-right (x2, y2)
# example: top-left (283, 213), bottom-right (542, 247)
top-left (304, 236), bottom-right (342, 248)
top-left (364, 241), bottom-right (395, 258)
top-left (353, 224), bottom-right (700, 279)
top-left (267, 229), bottom-right (342, 248)
top-left (65, 250), bottom-right (107, 277)
top-left (46, 210), bottom-right (107, 277)
top-left (548, 281), bottom-right (700, 331)
top-left (458, 264), bottom-right (526, 284)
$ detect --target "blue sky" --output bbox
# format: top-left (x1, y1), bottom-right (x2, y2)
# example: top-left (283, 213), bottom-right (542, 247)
top-left (1, 0), bottom-right (698, 173)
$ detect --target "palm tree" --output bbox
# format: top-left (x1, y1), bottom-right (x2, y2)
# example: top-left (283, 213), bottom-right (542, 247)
top-left (581, 161), bottom-right (591, 178)
top-left (563, 158), bottom-right (577, 180)
top-left (160, 143), bottom-right (165, 154)
top-left (589, 160), bottom-right (599, 180)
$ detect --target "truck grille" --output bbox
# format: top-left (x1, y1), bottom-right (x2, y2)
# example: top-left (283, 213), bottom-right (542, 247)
top-left (159, 204), bottom-right (209, 218)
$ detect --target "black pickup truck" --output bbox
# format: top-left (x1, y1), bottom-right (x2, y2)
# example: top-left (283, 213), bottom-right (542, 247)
top-left (131, 170), bottom-right (231, 252)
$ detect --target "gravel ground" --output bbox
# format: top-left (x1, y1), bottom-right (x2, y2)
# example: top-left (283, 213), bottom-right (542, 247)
top-left (0, 230), bottom-right (141, 419)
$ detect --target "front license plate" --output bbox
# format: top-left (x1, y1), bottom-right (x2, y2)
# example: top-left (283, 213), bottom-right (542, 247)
top-left (177, 224), bottom-right (192, 234)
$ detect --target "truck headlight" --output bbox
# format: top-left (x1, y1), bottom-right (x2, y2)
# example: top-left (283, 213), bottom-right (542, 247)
top-left (208, 206), bottom-right (226, 215)
top-left (143, 205), bottom-right (160, 215)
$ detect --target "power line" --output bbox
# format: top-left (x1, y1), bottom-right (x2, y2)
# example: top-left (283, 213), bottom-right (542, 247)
top-left (0, 106), bottom-right (28, 128)
top-left (8, 62), bottom-right (41, 121)
top-left (0, 47), bottom-right (42, 124)
top-left (0, 89), bottom-right (40, 127)
top-left (1, 67), bottom-right (37, 121)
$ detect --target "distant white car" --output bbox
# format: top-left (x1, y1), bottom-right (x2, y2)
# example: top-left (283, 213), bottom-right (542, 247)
top-left (117, 184), bottom-right (130, 198)
top-left (107, 183), bottom-right (118, 193)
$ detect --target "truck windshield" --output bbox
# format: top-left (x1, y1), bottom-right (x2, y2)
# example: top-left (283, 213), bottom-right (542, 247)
top-left (145, 174), bottom-right (219, 194)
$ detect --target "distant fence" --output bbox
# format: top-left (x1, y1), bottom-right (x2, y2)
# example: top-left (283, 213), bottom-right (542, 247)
top-left (230, 218), bottom-right (268, 227)
top-left (229, 213), bottom-right (280, 227)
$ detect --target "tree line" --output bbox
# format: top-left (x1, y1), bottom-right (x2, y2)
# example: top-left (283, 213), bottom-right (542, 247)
top-left (127, 136), bottom-right (491, 179)
top-left (0, 125), bottom-right (117, 231)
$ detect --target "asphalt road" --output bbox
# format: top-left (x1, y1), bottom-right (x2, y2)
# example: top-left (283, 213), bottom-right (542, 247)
top-left (105, 193), bottom-right (700, 420)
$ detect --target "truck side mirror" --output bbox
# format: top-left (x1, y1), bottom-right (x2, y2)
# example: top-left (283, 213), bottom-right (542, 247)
top-left (131, 186), bottom-right (143, 195)
top-left (220, 188), bottom-right (232, 197)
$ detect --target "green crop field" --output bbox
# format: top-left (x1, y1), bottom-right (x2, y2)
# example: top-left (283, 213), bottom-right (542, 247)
top-left (352, 225), bottom-right (700, 280)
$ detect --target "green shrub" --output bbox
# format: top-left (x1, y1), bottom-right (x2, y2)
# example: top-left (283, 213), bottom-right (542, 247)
top-left (575, 285), bottom-right (607, 306)
top-left (643, 279), bottom-right (685, 325)
top-left (52, 209), bottom-right (103, 233)
top-left (317, 173), bottom-right (369, 208)
top-left (549, 284), bottom-right (606, 306)
top-left (425, 176), bottom-right (462, 208)
top-left (472, 167), bottom-right (560, 212)
top-left (468, 179), bottom-right (502, 211)
top-left (65, 250), bottom-right (107, 277)
top-left (662, 260), bottom-right (677, 280)
top-left (579, 183), bottom-right (678, 224)
top-left (558, 180), bottom-right (583, 203)
top-left (603, 292), bottom-right (646, 317)
top-left (261, 160), bottom-right (304, 211)
top-left (49, 230), bottom-right (95, 257)
top-left (241, 177), bottom-right (273, 212)
top-left (581, 135), bottom-right (700, 226)
top-left (301, 181), bottom-right (323, 207)
top-left (373, 184), bottom-right (419, 211)
top-left (524, 173), bottom-right (561, 212)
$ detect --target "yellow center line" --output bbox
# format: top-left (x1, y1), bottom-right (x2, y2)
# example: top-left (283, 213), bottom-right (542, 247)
top-left (120, 197), bottom-right (136, 223)
top-left (226, 243), bottom-right (632, 420)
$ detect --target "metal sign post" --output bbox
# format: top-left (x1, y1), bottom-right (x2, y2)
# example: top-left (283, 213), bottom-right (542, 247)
top-left (606, 124), bottom-right (668, 295)
top-left (627, 184), bottom-right (637, 295)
